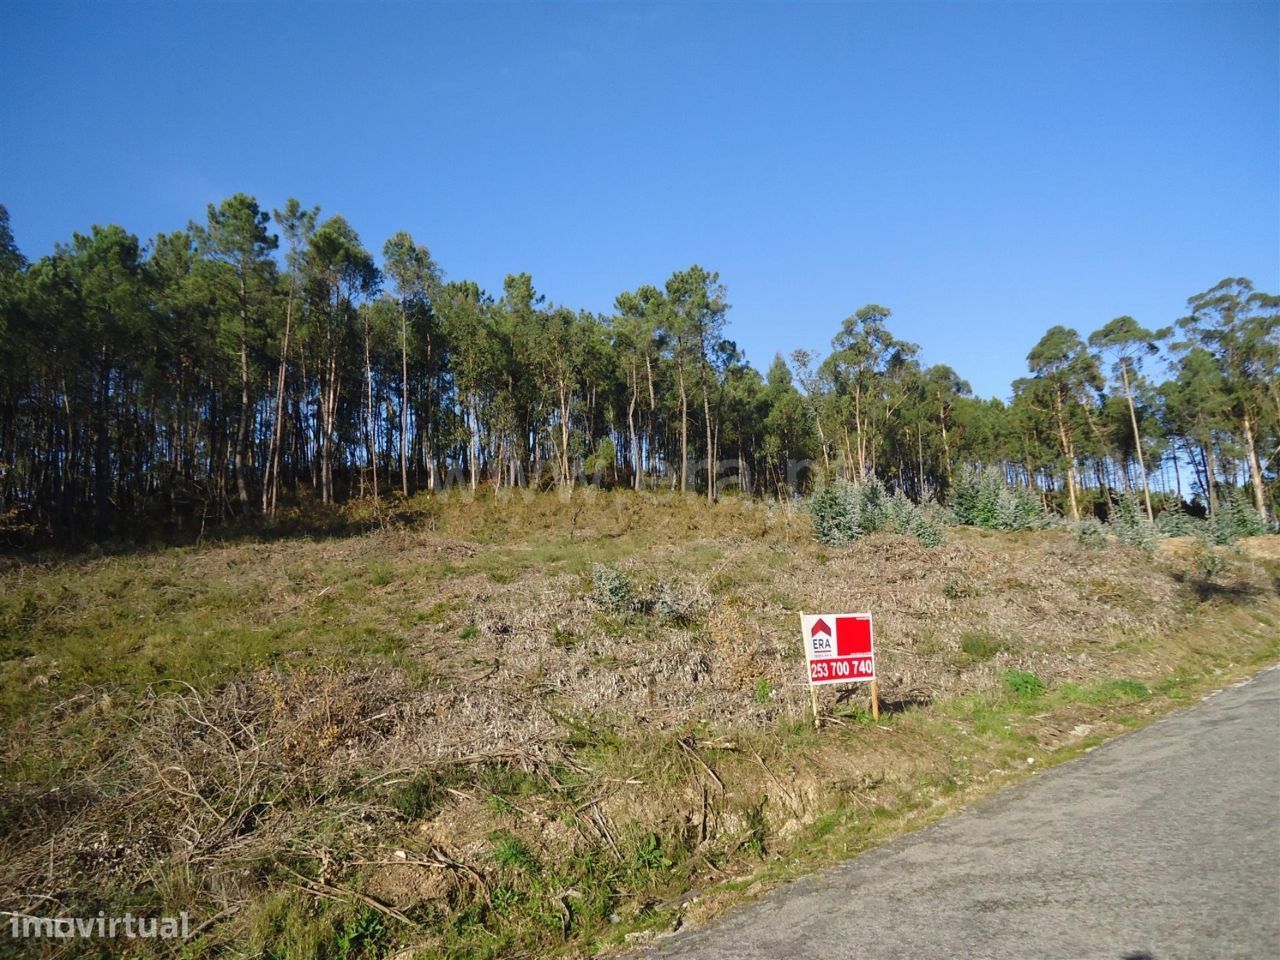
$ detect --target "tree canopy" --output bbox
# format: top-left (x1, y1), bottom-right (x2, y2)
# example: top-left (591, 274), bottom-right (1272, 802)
top-left (0, 198), bottom-right (1275, 542)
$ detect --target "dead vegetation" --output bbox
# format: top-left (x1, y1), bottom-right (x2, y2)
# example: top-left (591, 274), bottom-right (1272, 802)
top-left (1, 492), bottom-right (1277, 958)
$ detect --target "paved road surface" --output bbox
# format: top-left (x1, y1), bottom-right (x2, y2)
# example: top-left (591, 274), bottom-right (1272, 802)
top-left (647, 666), bottom-right (1280, 960)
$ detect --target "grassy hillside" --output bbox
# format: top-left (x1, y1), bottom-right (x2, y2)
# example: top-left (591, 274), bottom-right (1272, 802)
top-left (2, 492), bottom-right (1278, 959)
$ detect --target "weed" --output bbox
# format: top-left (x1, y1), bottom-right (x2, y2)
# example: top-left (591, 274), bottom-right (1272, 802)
top-left (1096, 678), bottom-right (1150, 700)
top-left (1002, 669), bottom-right (1045, 699)
top-left (390, 765), bottom-right (469, 820)
top-left (335, 909), bottom-right (387, 960)
top-left (630, 832), bottom-right (672, 876)
top-left (459, 624), bottom-right (479, 640)
top-left (942, 577), bottom-right (978, 599)
top-left (753, 677), bottom-right (775, 704)
top-left (960, 632), bottom-right (1003, 661)
top-left (491, 832), bottom-right (540, 874)
top-left (741, 795), bottom-right (769, 859)
top-left (365, 559), bottom-right (396, 587)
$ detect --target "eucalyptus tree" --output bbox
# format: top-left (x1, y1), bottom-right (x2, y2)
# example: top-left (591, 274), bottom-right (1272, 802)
top-left (190, 194), bottom-right (278, 518)
top-left (923, 364), bottom-right (971, 484)
top-left (613, 284), bottom-right (665, 489)
top-left (1019, 326), bottom-right (1102, 519)
top-left (789, 348), bottom-right (833, 474)
top-left (1179, 278), bottom-right (1278, 518)
top-left (436, 280), bottom-right (494, 491)
top-left (383, 232), bottom-right (441, 495)
top-left (664, 265), bottom-right (727, 499)
top-left (1089, 316), bottom-right (1167, 520)
top-left (761, 354), bottom-right (816, 494)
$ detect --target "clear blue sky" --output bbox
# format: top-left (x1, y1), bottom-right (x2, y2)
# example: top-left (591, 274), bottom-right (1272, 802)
top-left (2, 1), bottom-right (1276, 399)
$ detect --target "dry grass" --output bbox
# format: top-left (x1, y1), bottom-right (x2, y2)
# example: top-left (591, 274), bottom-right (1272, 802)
top-left (0, 493), bottom-right (1277, 958)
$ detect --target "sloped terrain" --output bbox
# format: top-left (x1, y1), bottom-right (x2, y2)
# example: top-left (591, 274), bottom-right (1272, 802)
top-left (1, 493), bottom-right (1277, 958)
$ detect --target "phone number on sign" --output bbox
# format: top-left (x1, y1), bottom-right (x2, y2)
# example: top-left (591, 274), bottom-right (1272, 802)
top-left (809, 657), bottom-right (874, 682)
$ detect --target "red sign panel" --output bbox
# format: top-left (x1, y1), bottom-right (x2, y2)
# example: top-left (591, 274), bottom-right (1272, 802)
top-left (801, 613), bottom-right (875, 685)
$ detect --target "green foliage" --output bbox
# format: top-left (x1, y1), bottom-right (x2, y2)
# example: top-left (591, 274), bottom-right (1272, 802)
top-left (942, 577), bottom-right (978, 599)
top-left (809, 479), bottom-right (862, 544)
top-left (1002, 669), bottom-right (1045, 699)
top-left (589, 564), bottom-right (634, 614)
top-left (951, 467), bottom-right (1049, 530)
top-left (335, 910), bottom-right (387, 960)
top-left (1206, 490), bottom-right (1268, 545)
top-left (1075, 519), bottom-right (1108, 549)
top-left (809, 477), bottom-right (942, 547)
top-left (390, 765), bottom-right (468, 821)
top-left (960, 632), bottom-right (1003, 661)
top-left (629, 832), bottom-right (672, 877)
top-left (741, 795), bottom-right (770, 859)
top-left (491, 832), bottom-right (540, 874)
top-left (1155, 508), bottom-right (1204, 538)
top-left (753, 677), bottom-right (775, 704)
top-left (1193, 547), bottom-right (1228, 582)
top-left (1110, 494), bottom-right (1157, 554)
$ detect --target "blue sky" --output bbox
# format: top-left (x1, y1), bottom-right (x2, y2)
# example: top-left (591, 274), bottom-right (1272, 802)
top-left (2, 0), bottom-right (1276, 399)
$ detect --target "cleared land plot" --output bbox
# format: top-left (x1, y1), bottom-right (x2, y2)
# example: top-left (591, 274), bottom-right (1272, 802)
top-left (1, 493), bottom-right (1277, 958)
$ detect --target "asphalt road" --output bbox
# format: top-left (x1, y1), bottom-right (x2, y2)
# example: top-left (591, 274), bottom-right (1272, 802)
top-left (647, 666), bottom-right (1280, 960)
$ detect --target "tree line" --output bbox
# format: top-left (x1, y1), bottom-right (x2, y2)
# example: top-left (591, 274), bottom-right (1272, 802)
top-left (0, 196), bottom-right (1275, 541)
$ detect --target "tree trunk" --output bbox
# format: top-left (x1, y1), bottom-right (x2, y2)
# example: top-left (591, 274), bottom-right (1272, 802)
top-left (1241, 411), bottom-right (1268, 518)
top-left (1121, 362), bottom-right (1153, 521)
top-left (400, 304), bottom-right (410, 497)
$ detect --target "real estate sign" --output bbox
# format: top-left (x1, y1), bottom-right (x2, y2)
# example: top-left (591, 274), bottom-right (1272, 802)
top-left (801, 613), bottom-right (875, 685)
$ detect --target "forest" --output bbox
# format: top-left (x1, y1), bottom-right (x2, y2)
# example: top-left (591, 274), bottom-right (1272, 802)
top-left (0, 195), bottom-right (1275, 543)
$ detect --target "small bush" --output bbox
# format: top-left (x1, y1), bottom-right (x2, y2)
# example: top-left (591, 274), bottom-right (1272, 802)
top-left (1002, 669), bottom-right (1045, 699)
top-left (1193, 547), bottom-right (1228, 582)
top-left (809, 479), bottom-right (861, 544)
top-left (1075, 519), bottom-right (1108, 549)
top-left (1155, 508), bottom-right (1204, 538)
top-left (951, 467), bottom-right (1049, 530)
top-left (809, 478), bottom-right (941, 547)
top-left (590, 564), bottom-right (635, 613)
top-left (1206, 491), bottom-right (1268, 545)
top-left (1110, 494), bottom-right (1157, 555)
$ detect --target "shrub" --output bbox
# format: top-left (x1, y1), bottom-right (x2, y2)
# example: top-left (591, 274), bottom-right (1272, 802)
top-left (885, 490), bottom-right (945, 547)
top-left (590, 564), bottom-right (634, 613)
top-left (1207, 490), bottom-right (1268, 545)
top-left (1075, 519), bottom-right (1108, 549)
top-left (1192, 547), bottom-right (1227, 582)
top-left (1155, 508), bottom-right (1204, 538)
top-left (951, 467), bottom-right (1050, 530)
top-left (809, 478), bottom-right (942, 547)
top-left (1110, 494), bottom-right (1157, 555)
top-left (809, 480), bottom-right (861, 545)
